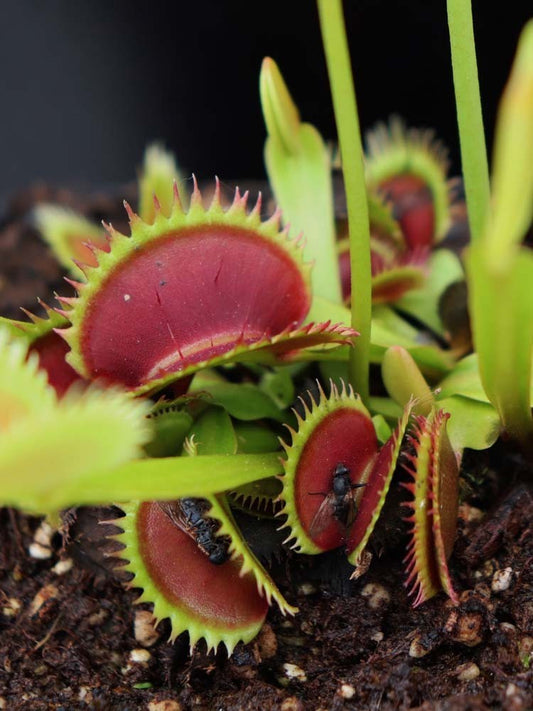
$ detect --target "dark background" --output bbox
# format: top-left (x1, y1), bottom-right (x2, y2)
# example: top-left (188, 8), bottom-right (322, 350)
top-left (0, 1), bottom-right (531, 196)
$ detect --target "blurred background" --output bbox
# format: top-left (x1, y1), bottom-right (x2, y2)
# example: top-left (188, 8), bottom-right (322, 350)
top-left (1, 1), bottom-right (532, 196)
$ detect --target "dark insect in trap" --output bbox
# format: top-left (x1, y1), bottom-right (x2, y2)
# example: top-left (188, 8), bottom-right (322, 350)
top-left (308, 462), bottom-right (366, 539)
top-left (157, 498), bottom-right (231, 565)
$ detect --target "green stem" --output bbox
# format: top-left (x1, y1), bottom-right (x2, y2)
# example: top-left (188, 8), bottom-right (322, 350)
top-left (447, 0), bottom-right (490, 243)
top-left (22, 453), bottom-right (283, 514)
top-left (317, 0), bottom-right (371, 402)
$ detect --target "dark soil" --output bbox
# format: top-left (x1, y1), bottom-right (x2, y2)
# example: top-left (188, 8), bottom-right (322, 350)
top-left (0, 187), bottom-right (532, 711)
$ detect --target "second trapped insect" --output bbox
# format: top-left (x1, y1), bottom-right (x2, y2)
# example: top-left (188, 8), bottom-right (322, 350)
top-left (157, 498), bottom-right (231, 565)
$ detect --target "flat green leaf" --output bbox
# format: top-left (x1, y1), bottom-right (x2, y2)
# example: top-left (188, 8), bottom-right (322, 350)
top-left (370, 310), bottom-right (453, 380)
top-left (261, 58), bottom-right (341, 303)
top-left (372, 414), bottom-right (393, 444)
top-left (234, 422), bottom-right (281, 454)
top-left (187, 406), bottom-right (238, 456)
top-left (371, 304), bottom-right (422, 341)
top-left (368, 396), bottom-right (403, 422)
top-left (437, 354), bottom-right (490, 402)
top-left (191, 378), bottom-right (285, 422)
top-left (318, 360), bottom-right (349, 389)
top-left (144, 406), bottom-right (193, 457)
top-left (438, 395), bottom-right (501, 452)
top-left (259, 368), bottom-right (295, 409)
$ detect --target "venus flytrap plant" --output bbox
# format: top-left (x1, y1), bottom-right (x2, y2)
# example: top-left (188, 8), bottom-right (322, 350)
top-left (378, 348), bottom-right (473, 606)
top-left (377, 344), bottom-right (499, 607)
top-left (364, 118), bottom-right (452, 250)
top-left (275, 378), bottom-right (459, 607)
top-left (336, 128), bottom-right (467, 343)
top-left (260, 57), bottom-right (341, 305)
top-left (337, 189), bottom-right (429, 307)
top-left (0, 327), bottom-right (148, 514)
top-left (34, 141), bottom-right (183, 277)
top-left (2, 303), bottom-right (83, 396)
top-left (308, 4), bottom-right (466, 395)
top-left (447, 1), bottom-right (533, 448)
top-left (460, 20), bottom-right (533, 447)
top-left (401, 408), bottom-right (459, 606)
top-left (138, 143), bottom-right (184, 223)
top-left (115, 499), bottom-right (273, 654)
top-left (277, 381), bottom-right (405, 571)
top-left (1, 171), bottom-right (360, 652)
top-left (0, 325), bottom-right (285, 514)
top-left (4, 1), bottom-right (531, 660)
top-left (32, 207), bottom-right (110, 273)
top-left (57, 181), bottom-right (354, 395)
top-left (382, 345), bottom-right (501, 454)
top-left (114, 407), bottom-right (295, 655)
top-left (5, 135), bottom-right (463, 656)
top-left (309, 296), bottom-right (454, 385)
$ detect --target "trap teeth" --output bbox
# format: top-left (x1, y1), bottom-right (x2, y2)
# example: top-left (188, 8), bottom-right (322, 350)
top-left (401, 408), bottom-right (459, 606)
top-left (365, 117), bottom-right (451, 248)
top-left (112, 500), bottom-right (270, 655)
top-left (60, 181), bottom-right (329, 392)
top-left (278, 380), bottom-right (379, 555)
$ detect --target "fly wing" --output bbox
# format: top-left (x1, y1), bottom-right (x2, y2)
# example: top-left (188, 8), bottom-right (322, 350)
top-left (343, 492), bottom-right (358, 530)
top-left (157, 500), bottom-right (192, 535)
top-left (308, 494), bottom-right (336, 539)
